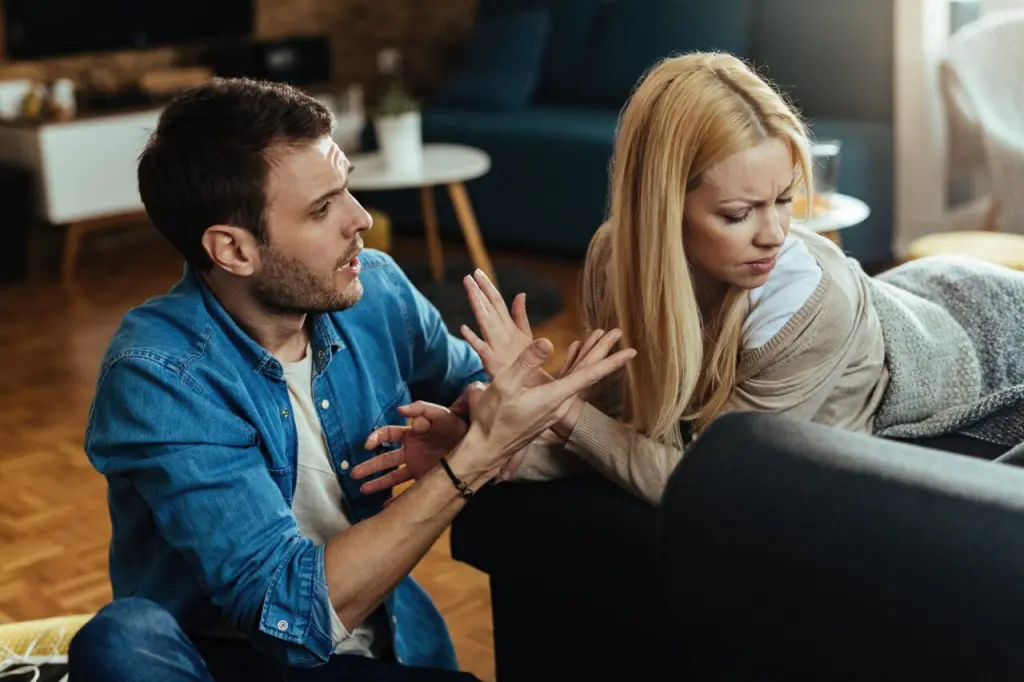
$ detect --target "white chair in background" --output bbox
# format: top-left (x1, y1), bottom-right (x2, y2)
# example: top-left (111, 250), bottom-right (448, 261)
top-left (907, 8), bottom-right (1024, 267)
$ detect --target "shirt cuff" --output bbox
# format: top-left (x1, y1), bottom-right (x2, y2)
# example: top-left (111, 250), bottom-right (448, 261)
top-left (256, 540), bottom-right (334, 665)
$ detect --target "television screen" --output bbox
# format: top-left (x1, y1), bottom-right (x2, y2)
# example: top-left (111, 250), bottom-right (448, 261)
top-left (2, 0), bottom-right (253, 60)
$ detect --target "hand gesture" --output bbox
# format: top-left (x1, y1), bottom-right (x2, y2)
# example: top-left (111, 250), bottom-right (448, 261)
top-left (459, 269), bottom-right (535, 381)
top-left (463, 334), bottom-right (635, 464)
top-left (490, 327), bottom-right (624, 479)
top-left (352, 401), bottom-right (469, 496)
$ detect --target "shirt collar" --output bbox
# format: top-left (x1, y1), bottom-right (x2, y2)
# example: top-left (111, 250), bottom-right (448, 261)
top-left (185, 263), bottom-right (345, 379)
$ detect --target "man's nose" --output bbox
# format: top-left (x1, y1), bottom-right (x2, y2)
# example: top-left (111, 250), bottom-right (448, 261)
top-left (344, 205), bottom-right (373, 238)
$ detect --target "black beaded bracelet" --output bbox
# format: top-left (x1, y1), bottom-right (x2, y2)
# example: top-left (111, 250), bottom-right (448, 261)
top-left (440, 457), bottom-right (474, 499)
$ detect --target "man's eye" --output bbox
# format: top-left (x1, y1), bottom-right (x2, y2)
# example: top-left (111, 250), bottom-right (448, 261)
top-left (314, 201), bottom-right (331, 218)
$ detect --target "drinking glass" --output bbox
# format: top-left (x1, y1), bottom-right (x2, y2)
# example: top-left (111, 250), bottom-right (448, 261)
top-left (812, 139), bottom-right (842, 205)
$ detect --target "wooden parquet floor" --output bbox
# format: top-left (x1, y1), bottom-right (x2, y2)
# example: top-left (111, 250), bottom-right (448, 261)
top-left (0, 226), bottom-right (584, 682)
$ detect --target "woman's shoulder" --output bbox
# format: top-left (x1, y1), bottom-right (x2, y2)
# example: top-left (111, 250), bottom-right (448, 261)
top-left (739, 228), bottom-right (874, 371)
top-left (743, 234), bottom-right (823, 349)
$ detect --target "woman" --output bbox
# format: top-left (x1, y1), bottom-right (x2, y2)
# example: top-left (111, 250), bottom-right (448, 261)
top-left (359, 52), bottom-right (1024, 507)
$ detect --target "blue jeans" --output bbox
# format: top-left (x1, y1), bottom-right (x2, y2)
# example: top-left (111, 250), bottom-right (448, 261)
top-left (68, 598), bottom-right (480, 682)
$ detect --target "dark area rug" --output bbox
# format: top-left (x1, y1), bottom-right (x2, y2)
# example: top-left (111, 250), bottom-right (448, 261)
top-left (396, 259), bottom-right (564, 335)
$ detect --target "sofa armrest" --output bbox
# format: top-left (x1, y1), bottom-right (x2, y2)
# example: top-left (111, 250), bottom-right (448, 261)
top-left (663, 412), bottom-right (1024, 680)
top-left (450, 474), bottom-right (677, 681)
top-left (451, 474), bottom-right (660, 594)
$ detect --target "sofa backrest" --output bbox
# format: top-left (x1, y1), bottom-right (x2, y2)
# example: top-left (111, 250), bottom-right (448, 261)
top-left (476, 0), bottom-right (607, 102)
top-left (477, 0), bottom-right (752, 108)
top-left (568, 0), bottom-right (753, 107)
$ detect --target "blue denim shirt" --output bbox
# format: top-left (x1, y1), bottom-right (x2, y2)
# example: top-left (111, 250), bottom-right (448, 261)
top-left (84, 250), bottom-right (487, 669)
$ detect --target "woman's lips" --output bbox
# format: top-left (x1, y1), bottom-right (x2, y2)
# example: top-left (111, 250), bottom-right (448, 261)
top-left (744, 256), bottom-right (776, 275)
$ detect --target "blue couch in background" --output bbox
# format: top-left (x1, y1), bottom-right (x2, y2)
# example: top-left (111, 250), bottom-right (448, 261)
top-left (356, 0), bottom-right (896, 266)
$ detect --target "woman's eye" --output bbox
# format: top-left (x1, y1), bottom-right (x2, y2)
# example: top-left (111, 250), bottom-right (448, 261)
top-left (777, 196), bottom-right (794, 206)
top-left (723, 211), bottom-right (749, 224)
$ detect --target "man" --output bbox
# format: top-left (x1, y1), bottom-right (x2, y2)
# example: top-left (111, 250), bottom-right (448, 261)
top-left (67, 77), bottom-right (633, 681)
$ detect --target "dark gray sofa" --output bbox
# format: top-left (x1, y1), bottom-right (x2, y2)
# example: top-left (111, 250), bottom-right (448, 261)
top-left (451, 413), bottom-right (1018, 680)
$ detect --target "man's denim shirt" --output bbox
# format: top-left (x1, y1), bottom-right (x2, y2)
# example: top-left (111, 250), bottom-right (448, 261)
top-left (84, 250), bottom-right (487, 669)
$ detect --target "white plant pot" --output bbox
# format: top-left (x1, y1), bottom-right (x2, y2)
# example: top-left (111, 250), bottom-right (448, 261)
top-left (374, 111), bottom-right (423, 174)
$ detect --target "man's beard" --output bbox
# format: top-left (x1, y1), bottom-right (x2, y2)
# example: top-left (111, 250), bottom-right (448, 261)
top-left (251, 245), bottom-right (363, 315)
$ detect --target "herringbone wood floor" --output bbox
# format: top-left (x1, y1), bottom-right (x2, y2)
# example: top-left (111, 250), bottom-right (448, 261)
top-left (0, 224), bottom-right (584, 682)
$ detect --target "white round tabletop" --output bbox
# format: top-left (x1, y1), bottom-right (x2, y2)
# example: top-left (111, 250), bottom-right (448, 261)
top-left (346, 144), bottom-right (491, 191)
top-left (793, 193), bottom-right (871, 234)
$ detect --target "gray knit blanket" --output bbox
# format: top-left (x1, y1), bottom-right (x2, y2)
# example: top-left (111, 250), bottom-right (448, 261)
top-left (867, 255), bottom-right (1024, 446)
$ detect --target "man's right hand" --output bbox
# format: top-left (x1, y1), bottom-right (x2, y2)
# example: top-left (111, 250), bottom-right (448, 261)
top-left (448, 333), bottom-right (636, 482)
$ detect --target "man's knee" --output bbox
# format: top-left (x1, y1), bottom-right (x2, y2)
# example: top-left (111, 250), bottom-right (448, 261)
top-left (69, 597), bottom-right (188, 679)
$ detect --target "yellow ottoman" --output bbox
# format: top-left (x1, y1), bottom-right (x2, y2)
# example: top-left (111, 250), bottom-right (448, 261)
top-left (906, 231), bottom-right (1024, 271)
top-left (364, 209), bottom-right (392, 253)
top-left (0, 613), bottom-right (91, 671)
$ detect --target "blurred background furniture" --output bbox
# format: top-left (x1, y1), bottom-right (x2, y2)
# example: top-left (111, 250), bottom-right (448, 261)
top-left (0, 613), bottom-right (91, 680)
top-left (358, 0), bottom-right (897, 267)
top-left (348, 143), bottom-right (494, 282)
top-left (450, 413), bottom-right (1011, 681)
top-left (909, 9), bottom-right (1024, 265)
top-left (905, 229), bottom-right (1024, 270)
top-left (940, 8), bottom-right (1024, 234)
top-left (793, 192), bottom-right (871, 247)
top-left (0, 162), bottom-right (35, 285)
top-left (0, 109), bottom-right (161, 291)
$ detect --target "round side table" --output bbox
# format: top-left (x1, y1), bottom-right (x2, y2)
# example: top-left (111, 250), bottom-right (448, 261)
top-left (792, 193), bottom-right (871, 247)
top-left (347, 143), bottom-right (495, 284)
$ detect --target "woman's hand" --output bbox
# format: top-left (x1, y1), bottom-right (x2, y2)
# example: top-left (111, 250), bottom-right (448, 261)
top-left (352, 402), bottom-right (469, 496)
top-left (464, 334), bottom-right (635, 463)
top-left (460, 269), bottom-right (535, 381)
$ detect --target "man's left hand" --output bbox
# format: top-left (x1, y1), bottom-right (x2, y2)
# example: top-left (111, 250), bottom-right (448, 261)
top-left (353, 401), bottom-right (469, 495)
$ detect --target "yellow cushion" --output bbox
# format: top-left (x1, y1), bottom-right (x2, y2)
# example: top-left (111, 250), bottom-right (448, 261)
top-left (364, 209), bottom-right (392, 253)
top-left (0, 614), bottom-right (91, 659)
top-left (906, 231), bottom-right (1024, 271)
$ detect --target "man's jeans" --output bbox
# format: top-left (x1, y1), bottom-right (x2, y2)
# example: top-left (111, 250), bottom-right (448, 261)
top-left (68, 598), bottom-right (480, 682)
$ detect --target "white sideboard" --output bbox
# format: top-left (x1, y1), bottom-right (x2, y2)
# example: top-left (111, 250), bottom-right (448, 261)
top-left (0, 107), bottom-right (161, 225)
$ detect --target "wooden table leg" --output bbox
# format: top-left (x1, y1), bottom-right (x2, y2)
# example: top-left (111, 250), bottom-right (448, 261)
top-left (419, 185), bottom-right (445, 282)
top-left (61, 221), bottom-right (85, 294)
top-left (447, 182), bottom-right (496, 285)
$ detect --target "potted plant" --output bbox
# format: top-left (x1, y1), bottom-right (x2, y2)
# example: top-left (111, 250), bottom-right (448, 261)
top-left (370, 69), bottom-right (423, 173)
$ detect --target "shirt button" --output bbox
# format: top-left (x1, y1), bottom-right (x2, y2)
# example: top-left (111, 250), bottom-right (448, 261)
top-left (277, 620), bottom-right (289, 632)
top-left (340, 460), bottom-right (350, 471)
top-left (320, 399), bottom-right (330, 410)
top-left (391, 615), bottom-right (398, 625)
top-left (281, 408), bottom-right (289, 418)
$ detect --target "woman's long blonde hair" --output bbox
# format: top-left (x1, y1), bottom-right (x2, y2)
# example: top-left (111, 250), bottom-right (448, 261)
top-left (597, 52), bottom-right (813, 450)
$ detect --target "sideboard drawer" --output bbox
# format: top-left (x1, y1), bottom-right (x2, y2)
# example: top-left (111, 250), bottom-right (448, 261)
top-left (37, 109), bottom-right (162, 224)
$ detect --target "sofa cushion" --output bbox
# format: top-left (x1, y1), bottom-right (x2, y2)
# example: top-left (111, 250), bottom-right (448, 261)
top-left (477, 0), bottom-right (605, 102)
top-left (433, 7), bottom-right (552, 111)
top-left (576, 0), bottom-right (753, 107)
top-left (424, 105), bottom-right (619, 145)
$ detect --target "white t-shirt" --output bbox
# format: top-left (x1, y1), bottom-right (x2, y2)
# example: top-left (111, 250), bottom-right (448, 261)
top-left (283, 347), bottom-right (389, 658)
top-left (742, 234), bottom-right (823, 350)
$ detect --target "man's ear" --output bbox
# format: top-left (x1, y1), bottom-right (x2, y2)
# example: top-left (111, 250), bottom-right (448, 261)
top-left (201, 225), bottom-right (261, 276)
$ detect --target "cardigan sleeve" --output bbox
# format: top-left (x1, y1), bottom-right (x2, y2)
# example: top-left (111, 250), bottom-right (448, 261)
top-left (509, 223), bottom-right (686, 507)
